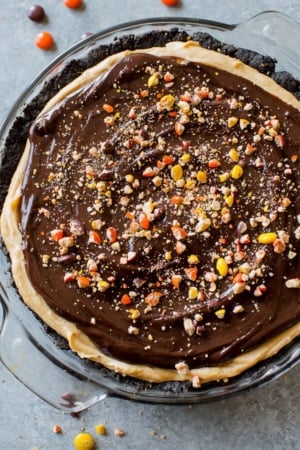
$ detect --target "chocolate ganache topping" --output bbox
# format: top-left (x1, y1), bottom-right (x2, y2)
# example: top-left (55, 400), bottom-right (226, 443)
top-left (20, 51), bottom-right (300, 370)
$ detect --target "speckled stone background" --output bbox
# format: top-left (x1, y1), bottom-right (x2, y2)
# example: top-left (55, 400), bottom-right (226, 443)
top-left (0, 1), bottom-right (299, 449)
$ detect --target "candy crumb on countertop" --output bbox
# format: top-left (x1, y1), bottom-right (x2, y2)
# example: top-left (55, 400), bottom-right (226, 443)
top-left (52, 424), bottom-right (62, 433)
top-left (114, 427), bottom-right (125, 437)
top-left (95, 423), bottom-right (107, 435)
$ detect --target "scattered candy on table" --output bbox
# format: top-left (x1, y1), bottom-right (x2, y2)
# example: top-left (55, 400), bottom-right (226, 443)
top-left (27, 4), bottom-right (45, 21)
top-left (73, 432), bottom-right (95, 450)
top-left (64, 0), bottom-right (83, 8)
top-left (94, 423), bottom-right (107, 435)
top-left (35, 31), bottom-right (54, 50)
top-left (81, 32), bottom-right (93, 39)
top-left (52, 424), bottom-right (62, 434)
top-left (161, 0), bottom-right (180, 6)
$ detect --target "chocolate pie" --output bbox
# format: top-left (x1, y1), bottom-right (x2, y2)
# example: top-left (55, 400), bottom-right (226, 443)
top-left (1, 35), bottom-right (299, 387)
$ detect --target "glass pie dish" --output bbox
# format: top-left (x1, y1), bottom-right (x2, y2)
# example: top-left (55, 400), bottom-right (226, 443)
top-left (0, 11), bottom-right (299, 412)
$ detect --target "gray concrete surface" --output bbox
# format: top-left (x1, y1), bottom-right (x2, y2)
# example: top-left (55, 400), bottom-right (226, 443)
top-left (0, 1), bottom-right (299, 449)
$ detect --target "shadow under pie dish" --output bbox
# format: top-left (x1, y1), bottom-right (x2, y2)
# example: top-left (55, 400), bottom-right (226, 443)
top-left (0, 16), bottom-right (299, 405)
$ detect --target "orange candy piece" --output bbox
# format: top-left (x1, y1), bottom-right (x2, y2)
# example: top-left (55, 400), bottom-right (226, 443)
top-left (171, 275), bottom-right (182, 289)
top-left (185, 267), bottom-right (198, 281)
top-left (88, 230), bottom-right (102, 244)
top-left (161, 0), bottom-right (179, 6)
top-left (76, 276), bottom-right (90, 289)
top-left (102, 103), bottom-right (114, 113)
top-left (171, 225), bottom-right (187, 240)
top-left (106, 226), bottom-right (117, 243)
top-left (144, 291), bottom-right (163, 306)
top-left (162, 155), bottom-right (174, 165)
top-left (50, 229), bottom-right (64, 241)
top-left (120, 294), bottom-right (131, 305)
top-left (139, 212), bottom-right (150, 229)
top-left (35, 31), bottom-right (54, 50)
top-left (208, 158), bottom-right (221, 168)
top-left (171, 195), bottom-right (184, 205)
top-left (64, 0), bottom-right (82, 8)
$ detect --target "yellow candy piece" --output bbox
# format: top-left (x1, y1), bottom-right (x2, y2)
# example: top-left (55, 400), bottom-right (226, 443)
top-left (228, 148), bottom-right (239, 162)
top-left (95, 424), bottom-right (107, 435)
top-left (196, 170), bottom-right (207, 183)
top-left (185, 179), bottom-right (196, 189)
top-left (171, 164), bottom-right (183, 181)
top-left (219, 172), bottom-right (230, 182)
top-left (231, 164), bottom-right (244, 179)
top-left (97, 280), bottom-right (110, 292)
top-left (239, 118), bottom-right (250, 130)
top-left (187, 254), bottom-right (200, 264)
top-left (227, 116), bottom-right (238, 128)
top-left (181, 153), bottom-right (191, 163)
top-left (224, 194), bottom-right (234, 207)
top-left (216, 257), bottom-right (228, 277)
top-left (158, 94), bottom-right (175, 111)
top-left (73, 432), bottom-right (95, 450)
top-left (188, 286), bottom-right (198, 300)
top-left (257, 232), bottom-right (277, 244)
top-left (147, 73), bottom-right (159, 88)
top-left (215, 308), bottom-right (226, 319)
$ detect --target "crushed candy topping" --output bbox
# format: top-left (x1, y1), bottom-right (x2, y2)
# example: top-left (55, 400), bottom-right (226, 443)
top-left (20, 52), bottom-right (300, 373)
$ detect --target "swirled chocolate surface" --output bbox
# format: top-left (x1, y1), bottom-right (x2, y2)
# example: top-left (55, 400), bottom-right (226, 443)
top-left (19, 51), bottom-right (300, 369)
